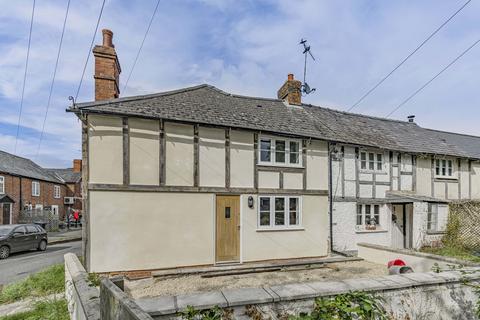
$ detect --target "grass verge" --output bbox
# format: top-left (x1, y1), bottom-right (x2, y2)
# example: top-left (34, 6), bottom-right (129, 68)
top-left (421, 246), bottom-right (480, 263)
top-left (0, 298), bottom-right (69, 320)
top-left (0, 264), bottom-right (64, 305)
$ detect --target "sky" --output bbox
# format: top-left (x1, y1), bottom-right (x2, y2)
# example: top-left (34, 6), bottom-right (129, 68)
top-left (0, 0), bottom-right (479, 168)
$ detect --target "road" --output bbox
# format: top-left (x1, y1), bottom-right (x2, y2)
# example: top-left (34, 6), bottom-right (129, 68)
top-left (0, 241), bottom-right (82, 285)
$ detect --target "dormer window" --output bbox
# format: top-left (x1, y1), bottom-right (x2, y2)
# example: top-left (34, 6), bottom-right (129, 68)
top-left (259, 136), bottom-right (302, 167)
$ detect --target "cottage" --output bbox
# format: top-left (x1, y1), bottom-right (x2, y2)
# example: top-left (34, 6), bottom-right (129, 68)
top-left (70, 29), bottom-right (480, 273)
top-left (0, 150), bottom-right (68, 224)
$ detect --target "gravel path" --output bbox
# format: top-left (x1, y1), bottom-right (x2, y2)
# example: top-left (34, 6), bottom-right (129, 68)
top-left (126, 260), bottom-right (386, 299)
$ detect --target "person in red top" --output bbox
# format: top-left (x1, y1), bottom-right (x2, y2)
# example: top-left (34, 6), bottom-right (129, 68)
top-left (73, 210), bottom-right (79, 228)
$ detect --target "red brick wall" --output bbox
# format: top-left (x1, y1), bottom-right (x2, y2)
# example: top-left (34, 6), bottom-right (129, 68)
top-left (0, 172), bottom-right (68, 224)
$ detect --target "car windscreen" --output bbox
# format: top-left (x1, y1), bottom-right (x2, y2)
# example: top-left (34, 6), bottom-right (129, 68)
top-left (0, 226), bottom-right (14, 236)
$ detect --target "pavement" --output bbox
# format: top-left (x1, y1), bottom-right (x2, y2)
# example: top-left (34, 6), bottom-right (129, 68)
top-left (0, 240), bottom-right (82, 285)
top-left (48, 228), bottom-right (82, 244)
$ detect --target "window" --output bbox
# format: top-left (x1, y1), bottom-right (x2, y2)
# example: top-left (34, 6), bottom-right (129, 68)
top-left (258, 196), bottom-right (301, 228)
top-left (26, 225), bottom-right (38, 234)
top-left (0, 176), bottom-right (4, 194)
top-left (360, 152), bottom-right (383, 171)
top-left (435, 159), bottom-right (454, 178)
top-left (32, 181), bottom-right (40, 196)
top-left (54, 185), bottom-right (61, 199)
top-left (356, 204), bottom-right (381, 226)
top-left (258, 136), bottom-right (302, 166)
top-left (427, 203), bottom-right (438, 231)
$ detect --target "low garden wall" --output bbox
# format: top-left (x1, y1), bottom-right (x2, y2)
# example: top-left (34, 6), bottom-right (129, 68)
top-left (136, 269), bottom-right (480, 319)
top-left (64, 253), bottom-right (100, 320)
top-left (357, 242), bottom-right (478, 272)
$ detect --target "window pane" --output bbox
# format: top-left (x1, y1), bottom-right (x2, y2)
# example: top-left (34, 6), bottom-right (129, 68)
top-left (356, 205), bottom-right (363, 225)
top-left (289, 198), bottom-right (299, 225)
top-left (361, 152), bottom-right (366, 161)
top-left (275, 198), bottom-right (285, 226)
top-left (275, 140), bottom-right (286, 163)
top-left (442, 160), bottom-right (446, 176)
top-left (448, 160), bottom-right (452, 176)
top-left (377, 154), bottom-right (382, 170)
top-left (374, 205), bottom-right (380, 224)
top-left (369, 153), bottom-right (375, 170)
top-left (365, 205), bottom-right (371, 224)
top-left (260, 197), bottom-right (270, 211)
top-left (260, 139), bottom-right (271, 162)
top-left (289, 141), bottom-right (300, 164)
top-left (435, 160), bottom-right (440, 175)
top-left (260, 211), bottom-right (270, 226)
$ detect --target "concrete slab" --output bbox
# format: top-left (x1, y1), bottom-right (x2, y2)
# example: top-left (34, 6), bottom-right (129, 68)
top-left (402, 272), bottom-right (445, 285)
top-left (306, 280), bottom-right (352, 296)
top-left (222, 287), bottom-right (274, 307)
top-left (176, 291), bottom-right (228, 311)
top-left (269, 283), bottom-right (317, 301)
top-left (263, 286), bottom-right (281, 302)
top-left (342, 278), bottom-right (388, 291)
top-left (375, 276), bottom-right (413, 290)
top-left (135, 296), bottom-right (176, 316)
top-left (383, 274), bottom-right (418, 287)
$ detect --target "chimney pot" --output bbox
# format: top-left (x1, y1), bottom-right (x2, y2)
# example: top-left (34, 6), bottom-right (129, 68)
top-left (93, 28), bottom-right (121, 101)
top-left (288, 73), bottom-right (294, 81)
top-left (407, 115), bottom-right (415, 123)
top-left (102, 29), bottom-right (114, 48)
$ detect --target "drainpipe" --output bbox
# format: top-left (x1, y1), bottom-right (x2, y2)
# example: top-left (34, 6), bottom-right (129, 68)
top-left (328, 143), bottom-right (334, 253)
top-left (328, 143), bottom-right (350, 257)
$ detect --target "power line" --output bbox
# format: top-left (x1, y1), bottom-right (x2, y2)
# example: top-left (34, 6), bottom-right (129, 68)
top-left (74, 0), bottom-right (106, 101)
top-left (385, 38), bottom-right (480, 118)
top-left (347, 0), bottom-right (472, 112)
top-left (123, 0), bottom-right (161, 94)
top-left (13, 0), bottom-right (36, 161)
top-left (34, 0), bottom-right (71, 161)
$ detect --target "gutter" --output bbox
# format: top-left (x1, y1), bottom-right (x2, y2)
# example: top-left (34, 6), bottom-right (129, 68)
top-left (328, 143), bottom-right (334, 253)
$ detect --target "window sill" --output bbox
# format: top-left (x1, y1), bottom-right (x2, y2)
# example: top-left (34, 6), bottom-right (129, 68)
top-left (355, 228), bottom-right (388, 234)
top-left (434, 176), bottom-right (458, 181)
top-left (257, 163), bottom-right (304, 169)
top-left (426, 230), bottom-right (446, 235)
top-left (256, 227), bottom-right (305, 232)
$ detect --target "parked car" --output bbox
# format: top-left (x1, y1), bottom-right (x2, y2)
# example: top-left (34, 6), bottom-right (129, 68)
top-left (0, 224), bottom-right (48, 259)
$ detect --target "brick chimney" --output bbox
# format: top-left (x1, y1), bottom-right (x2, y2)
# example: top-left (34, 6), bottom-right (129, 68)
top-left (73, 159), bottom-right (82, 173)
top-left (277, 74), bottom-right (302, 105)
top-left (92, 29), bottom-right (121, 101)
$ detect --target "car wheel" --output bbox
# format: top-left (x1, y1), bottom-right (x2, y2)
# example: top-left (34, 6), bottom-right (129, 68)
top-left (38, 240), bottom-right (47, 251)
top-left (0, 246), bottom-right (10, 259)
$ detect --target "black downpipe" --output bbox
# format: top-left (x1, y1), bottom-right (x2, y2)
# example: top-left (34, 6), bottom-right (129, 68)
top-left (328, 143), bottom-right (334, 253)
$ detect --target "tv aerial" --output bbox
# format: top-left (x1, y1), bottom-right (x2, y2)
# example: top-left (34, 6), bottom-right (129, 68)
top-left (299, 38), bottom-right (316, 95)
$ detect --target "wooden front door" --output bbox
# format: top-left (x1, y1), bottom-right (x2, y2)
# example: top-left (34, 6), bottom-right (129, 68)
top-left (216, 195), bottom-right (240, 262)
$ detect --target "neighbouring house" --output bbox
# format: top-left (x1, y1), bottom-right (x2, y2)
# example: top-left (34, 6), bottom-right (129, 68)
top-left (47, 159), bottom-right (83, 215)
top-left (0, 150), bottom-right (68, 224)
top-left (69, 29), bottom-right (480, 273)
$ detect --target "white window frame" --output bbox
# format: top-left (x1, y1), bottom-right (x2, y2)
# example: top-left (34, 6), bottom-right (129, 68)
top-left (258, 136), bottom-right (302, 167)
top-left (257, 195), bottom-right (302, 230)
top-left (434, 158), bottom-right (455, 179)
top-left (356, 204), bottom-right (381, 227)
top-left (427, 203), bottom-right (438, 232)
top-left (53, 185), bottom-right (61, 199)
top-left (0, 176), bottom-right (4, 194)
top-left (359, 151), bottom-right (384, 172)
top-left (32, 181), bottom-right (40, 197)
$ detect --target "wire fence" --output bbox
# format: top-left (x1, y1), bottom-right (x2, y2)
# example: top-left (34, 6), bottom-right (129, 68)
top-left (18, 208), bottom-right (60, 231)
top-left (444, 201), bottom-right (480, 252)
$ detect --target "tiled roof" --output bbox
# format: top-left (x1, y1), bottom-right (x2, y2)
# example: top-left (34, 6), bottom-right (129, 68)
top-left (46, 168), bottom-right (81, 183)
top-left (0, 150), bottom-right (63, 183)
top-left (425, 129), bottom-right (480, 159)
top-left (69, 84), bottom-right (477, 159)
